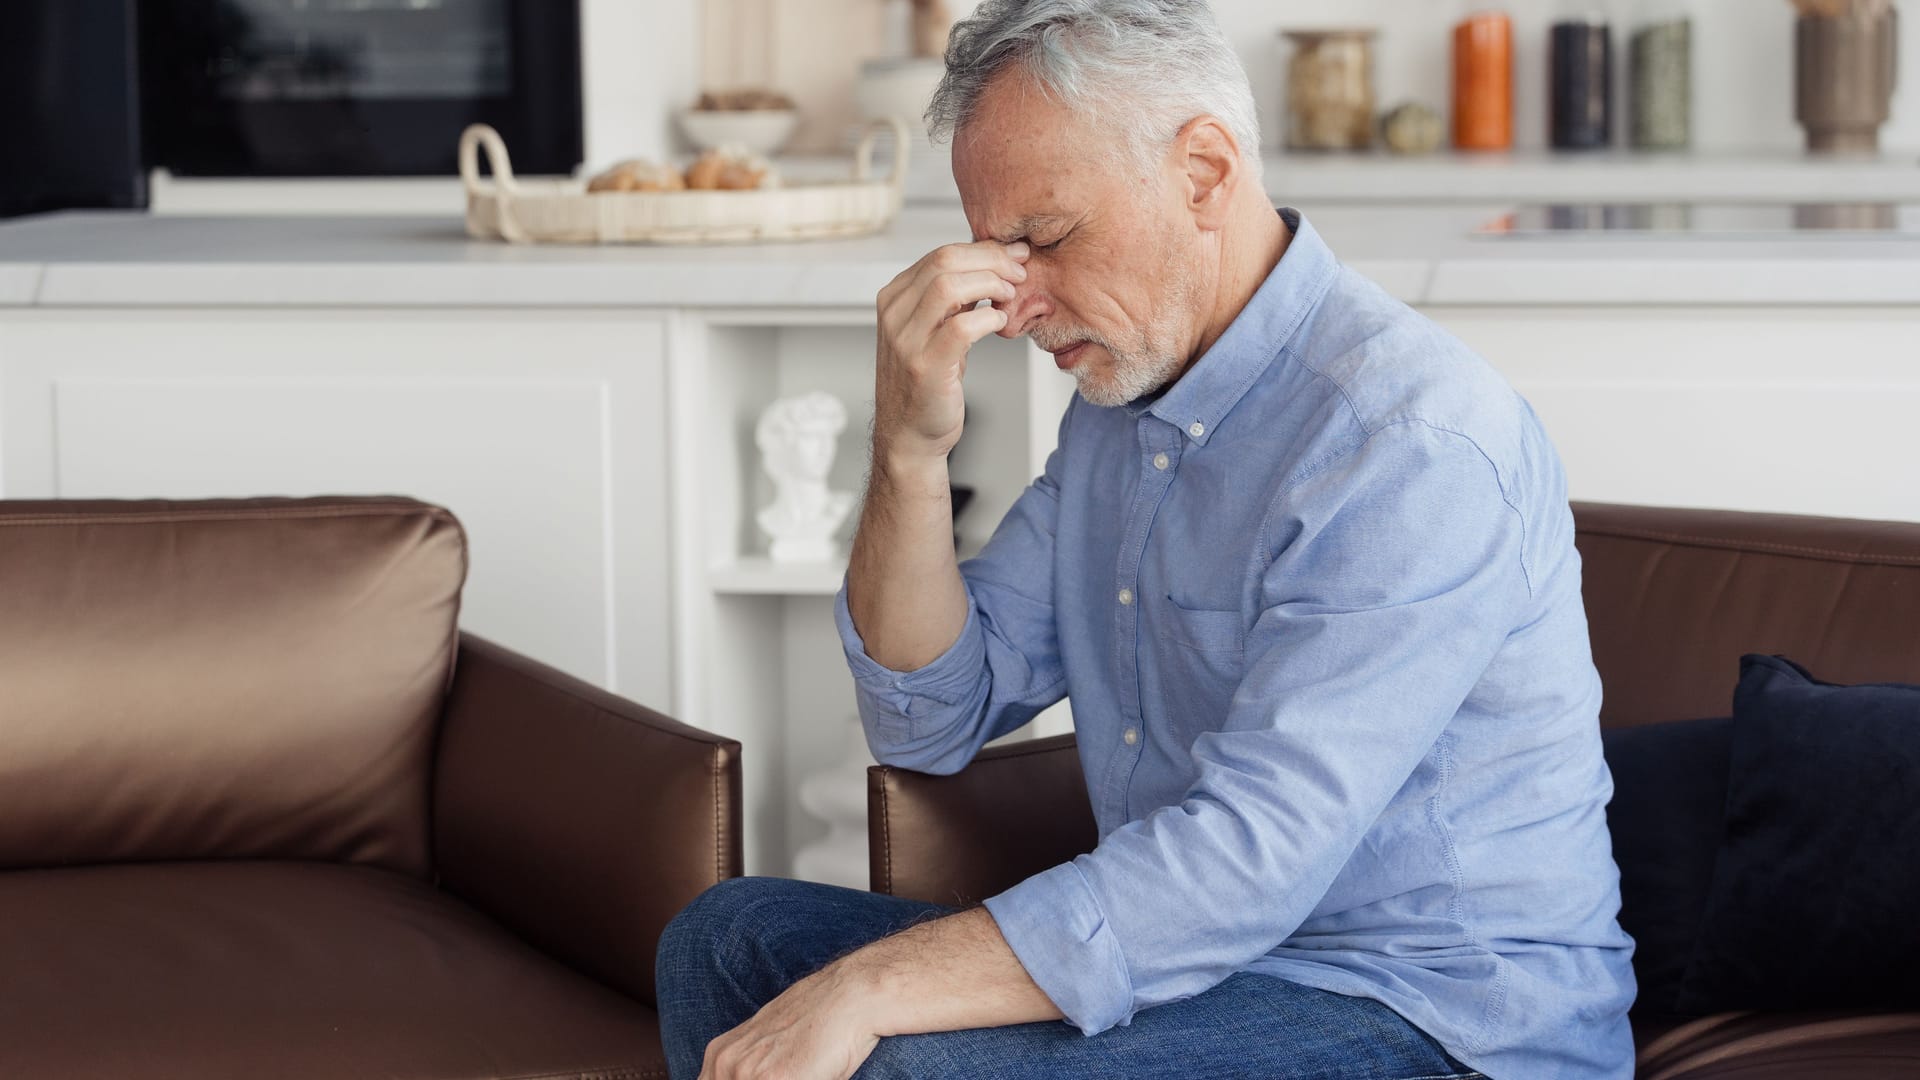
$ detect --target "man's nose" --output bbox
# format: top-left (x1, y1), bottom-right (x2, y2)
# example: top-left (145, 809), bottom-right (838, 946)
top-left (996, 276), bottom-right (1048, 339)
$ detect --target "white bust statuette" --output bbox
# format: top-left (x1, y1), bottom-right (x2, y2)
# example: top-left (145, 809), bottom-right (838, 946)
top-left (756, 391), bottom-right (855, 563)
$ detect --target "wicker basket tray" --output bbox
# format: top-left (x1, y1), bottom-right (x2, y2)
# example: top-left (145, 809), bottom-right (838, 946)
top-left (460, 119), bottom-right (909, 245)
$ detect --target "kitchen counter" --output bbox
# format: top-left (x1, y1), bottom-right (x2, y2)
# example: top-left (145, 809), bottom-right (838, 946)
top-left (3, 204), bottom-right (1919, 308)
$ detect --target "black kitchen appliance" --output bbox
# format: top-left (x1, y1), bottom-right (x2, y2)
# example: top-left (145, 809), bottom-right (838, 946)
top-left (140, 0), bottom-right (582, 176)
top-left (1, 0), bottom-right (149, 218)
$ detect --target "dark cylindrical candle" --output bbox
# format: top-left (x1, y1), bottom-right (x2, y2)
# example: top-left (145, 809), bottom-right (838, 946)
top-left (1550, 19), bottom-right (1613, 150)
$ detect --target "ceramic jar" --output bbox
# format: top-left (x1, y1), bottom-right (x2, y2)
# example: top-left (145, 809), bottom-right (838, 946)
top-left (1282, 29), bottom-right (1379, 151)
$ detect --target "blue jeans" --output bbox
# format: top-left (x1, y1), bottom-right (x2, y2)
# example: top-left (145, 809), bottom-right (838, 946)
top-left (655, 877), bottom-right (1484, 1080)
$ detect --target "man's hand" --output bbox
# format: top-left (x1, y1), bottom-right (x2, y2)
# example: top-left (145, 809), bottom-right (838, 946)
top-left (696, 964), bottom-right (881, 1080)
top-left (873, 240), bottom-right (1029, 465)
top-left (696, 908), bottom-right (1061, 1080)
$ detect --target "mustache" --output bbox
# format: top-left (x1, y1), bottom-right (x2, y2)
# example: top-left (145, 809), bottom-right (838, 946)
top-left (1027, 324), bottom-right (1109, 353)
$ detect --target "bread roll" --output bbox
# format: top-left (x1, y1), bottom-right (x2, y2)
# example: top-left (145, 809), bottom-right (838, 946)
top-left (587, 159), bottom-right (686, 193)
top-left (684, 151), bottom-right (727, 190)
top-left (686, 145), bottom-right (777, 191)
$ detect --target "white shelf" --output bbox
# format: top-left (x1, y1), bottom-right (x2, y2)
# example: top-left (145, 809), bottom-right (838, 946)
top-left (1263, 148), bottom-right (1920, 205)
top-left (709, 556), bottom-right (847, 596)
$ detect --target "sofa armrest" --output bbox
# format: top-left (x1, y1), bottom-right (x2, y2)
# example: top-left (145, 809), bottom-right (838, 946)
top-left (433, 633), bottom-right (741, 1007)
top-left (867, 734), bottom-right (1097, 906)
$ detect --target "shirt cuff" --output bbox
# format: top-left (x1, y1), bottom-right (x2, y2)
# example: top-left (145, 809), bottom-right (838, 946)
top-left (983, 860), bottom-right (1136, 1036)
top-left (833, 582), bottom-right (987, 724)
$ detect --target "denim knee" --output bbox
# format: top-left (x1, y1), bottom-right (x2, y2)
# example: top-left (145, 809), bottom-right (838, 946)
top-left (655, 877), bottom-right (805, 1002)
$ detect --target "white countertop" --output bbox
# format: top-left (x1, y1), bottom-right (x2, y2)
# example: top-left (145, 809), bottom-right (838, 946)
top-left (3, 204), bottom-right (1918, 308)
top-left (1261, 148), bottom-right (1920, 205)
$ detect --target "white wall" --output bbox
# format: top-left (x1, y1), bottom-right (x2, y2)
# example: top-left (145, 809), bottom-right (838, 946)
top-left (582, 0), bottom-right (699, 166)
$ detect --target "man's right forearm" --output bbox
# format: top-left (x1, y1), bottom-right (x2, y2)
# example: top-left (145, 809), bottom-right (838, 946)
top-left (846, 445), bottom-right (972, 673)
top-left (852, 236), bottom-right (1027, 672)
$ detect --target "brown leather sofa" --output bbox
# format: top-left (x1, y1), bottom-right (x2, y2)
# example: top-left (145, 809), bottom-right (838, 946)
top-left (868, 501), bottom-right (1920, 1078)
top-left (0, 497), bottom-right (740, 1079)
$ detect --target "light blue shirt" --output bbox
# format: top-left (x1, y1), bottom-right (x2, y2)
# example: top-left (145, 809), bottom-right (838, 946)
top-left (835, 209), bottom-right (1637, 1079)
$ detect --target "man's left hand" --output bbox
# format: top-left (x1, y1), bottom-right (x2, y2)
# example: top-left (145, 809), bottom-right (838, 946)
top-left (698, 962), bottom-right (880, 1080)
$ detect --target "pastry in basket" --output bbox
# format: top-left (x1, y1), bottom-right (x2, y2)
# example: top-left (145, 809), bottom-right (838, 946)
top-left (684, 145), bottom-right (781, 191)
top-left (587, 159), bottom-right (686, 193)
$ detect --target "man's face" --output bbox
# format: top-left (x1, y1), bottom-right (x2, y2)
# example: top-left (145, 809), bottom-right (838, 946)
top-left (952, 72), bottom-right (1206, 408)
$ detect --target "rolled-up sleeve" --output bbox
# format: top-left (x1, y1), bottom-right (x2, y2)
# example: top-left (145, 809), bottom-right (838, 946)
top-left (984, 419), bottom-right (1534, 1034)
top-left (835, 406), bottom-right (1074, 776)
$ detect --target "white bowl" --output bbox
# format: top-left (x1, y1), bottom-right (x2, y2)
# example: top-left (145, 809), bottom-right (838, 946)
top-left (679, 109), bottom-right (800, 156)
top-left (857, 57), bottom-right (946, 123)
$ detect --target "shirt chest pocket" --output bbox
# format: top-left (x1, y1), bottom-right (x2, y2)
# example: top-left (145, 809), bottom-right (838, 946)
top-left (1150, 597), bottom-right (1247, 736)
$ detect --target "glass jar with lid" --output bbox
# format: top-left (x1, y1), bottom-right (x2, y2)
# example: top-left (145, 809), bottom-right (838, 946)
top-left (1280, 28), bottom-right (1379, 151)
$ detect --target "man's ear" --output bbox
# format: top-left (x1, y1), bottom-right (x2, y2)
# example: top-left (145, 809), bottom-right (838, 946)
top-left (1177, 116), bottom-right (1240, 231)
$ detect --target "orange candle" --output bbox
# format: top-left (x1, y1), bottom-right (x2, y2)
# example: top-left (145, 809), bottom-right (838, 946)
top-left (1453, 11), bottom-right (1513, 151)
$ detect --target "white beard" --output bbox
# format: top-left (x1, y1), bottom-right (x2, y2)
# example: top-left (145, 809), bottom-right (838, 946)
top-left (1064, 258), bottom-right (1200, 409)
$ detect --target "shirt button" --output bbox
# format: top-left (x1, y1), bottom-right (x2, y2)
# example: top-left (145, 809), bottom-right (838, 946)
top-left (1123, 727), bottom-right (1139, 746)
top-left (1152, 452), bottom-right (1170, 471)
top-left (1188, 421), bottom-right (1206, 439)
top-left (1117, 588), bottom-right (1134, 606)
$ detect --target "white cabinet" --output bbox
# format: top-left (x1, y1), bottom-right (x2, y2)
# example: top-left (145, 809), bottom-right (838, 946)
top-left (6, 296), bottom-right (1915, 881)
top-left (0, 310), bottom-right (674, 709)
top-left (1430, 307), bottom-right (1920, 525)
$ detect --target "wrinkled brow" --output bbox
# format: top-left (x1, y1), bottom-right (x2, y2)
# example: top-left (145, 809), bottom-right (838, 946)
top-left (980, 213), bottom-right (1065, 244)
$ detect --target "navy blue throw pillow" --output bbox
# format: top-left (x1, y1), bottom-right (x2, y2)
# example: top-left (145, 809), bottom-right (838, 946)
top-left (1676, 655), bottom-right (1920, 1014)
top-left (1601, 716), bottom-right (1733, 1015)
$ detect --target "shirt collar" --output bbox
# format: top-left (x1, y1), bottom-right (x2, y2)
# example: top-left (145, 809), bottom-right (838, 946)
top-left (1133, 208), bottom-right (1338, 445)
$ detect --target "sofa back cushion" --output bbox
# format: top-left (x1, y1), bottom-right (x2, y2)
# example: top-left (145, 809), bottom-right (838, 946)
top-left (1676, 655), bottom-right (1920, 1013)
top-left (1573, 503), bottom-right (1920, 730)
top-left (0, 498), bottom-right (465, 876)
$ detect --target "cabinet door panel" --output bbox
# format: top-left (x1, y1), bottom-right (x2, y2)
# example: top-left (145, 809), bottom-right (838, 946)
top-left (0, 312), bottom-right (670, 703)
top-left (1432, 309), bottom-right (1920, 524)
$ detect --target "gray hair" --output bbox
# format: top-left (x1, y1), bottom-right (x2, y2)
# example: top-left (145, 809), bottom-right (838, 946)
top-left (927, 0), bottom-right (1262, 180)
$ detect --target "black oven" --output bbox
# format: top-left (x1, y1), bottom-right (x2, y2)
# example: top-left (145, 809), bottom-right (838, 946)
top-left (2, 0), bottom-right (148, 218)
top-left (139, 0), bottom-right (582, 177)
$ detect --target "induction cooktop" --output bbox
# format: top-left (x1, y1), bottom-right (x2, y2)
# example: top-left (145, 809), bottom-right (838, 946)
top-left (1477, 203), bottom-right (1920, 238)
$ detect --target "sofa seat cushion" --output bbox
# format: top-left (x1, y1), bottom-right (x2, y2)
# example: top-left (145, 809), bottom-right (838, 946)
top-left (0, 861), bottom-right (665, 1079)
top-left (1634, 1010), bottom-right (1920, 1079)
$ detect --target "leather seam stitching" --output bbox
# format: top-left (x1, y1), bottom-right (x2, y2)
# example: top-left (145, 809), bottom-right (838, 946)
top-left (0, 506), bottom-right (454, 528)
top-left (712, 745), bottom-right (724, 884)
top-left (1583, 525), bottom-right (1920, 565)
top-left (878, 770), bottom-right (894, 895)
top-left (487, 1060), bottom-right (668, 1068)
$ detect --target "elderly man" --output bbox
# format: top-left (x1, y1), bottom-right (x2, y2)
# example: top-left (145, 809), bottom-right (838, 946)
top-left (656, 1), bottom-right (1637, 1077)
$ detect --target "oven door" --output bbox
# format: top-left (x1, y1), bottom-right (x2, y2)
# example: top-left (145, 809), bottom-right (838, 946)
top-left (3, 0), bottom-right (147, 217)
top-left (140, 0), bottom-right (581, 177)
